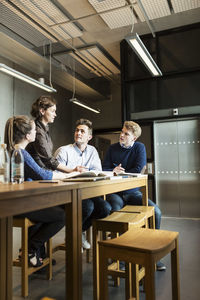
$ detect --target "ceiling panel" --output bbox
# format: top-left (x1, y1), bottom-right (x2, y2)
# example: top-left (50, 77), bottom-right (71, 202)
top-left (135, 0), bottom-right (171, 20)
top-left (101, 6), bottom-right (137, 29)
top-left (88, 0), bottom-right (138, 29)
top-left (88, 47), bottom-right (120, 74)
top-left (0, 1), bottom-right (55, 47)
top-left (10, 0), bottom-right (82, 39)
top-left (171, 0), bottom-right (200, 13)
top-left (54, 53), bottom-right (98, 79)
top-left (69, 52), bottom-right (104, 77)
top-left (88, 0), bottom-right (126, 12)
top-left (77, 49), bottom-right (112, 75)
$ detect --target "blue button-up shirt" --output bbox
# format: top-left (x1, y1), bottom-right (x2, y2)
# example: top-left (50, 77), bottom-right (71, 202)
top-left (54, 143), bottom-right (102, 171)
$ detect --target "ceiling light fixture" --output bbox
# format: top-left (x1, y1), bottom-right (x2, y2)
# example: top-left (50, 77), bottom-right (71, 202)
top-left (125, 33), bottom-right (162, 77)
top-left (69, 46), bottom-right (100, 114)
top-left (0, 63), bottom-right (57, 92)
top-left (69, 98), bottom-right (100, 114)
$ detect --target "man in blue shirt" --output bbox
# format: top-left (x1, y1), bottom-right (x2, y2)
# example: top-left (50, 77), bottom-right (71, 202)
top-left (55, 118), bottom-right (111, 249)
top-left (103, 121), bottom-right (166, 271)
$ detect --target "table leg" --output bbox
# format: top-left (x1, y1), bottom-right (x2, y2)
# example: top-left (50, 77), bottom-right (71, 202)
top-left (65, 190), bottom-right (79, 300)
top-left (141, 179), bottom-right (148, 206)
top-left (77, 189), bottom-right (83, 300)
top-left (0, 217), bottom-right (12, 300)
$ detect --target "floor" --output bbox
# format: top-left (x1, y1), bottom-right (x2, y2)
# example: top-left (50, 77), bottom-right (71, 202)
top-left (13, 217), bottom-right (200, 300)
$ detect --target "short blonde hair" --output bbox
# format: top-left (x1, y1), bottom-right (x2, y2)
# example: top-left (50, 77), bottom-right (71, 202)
top-left (123, 121), bottom-right (142, 139)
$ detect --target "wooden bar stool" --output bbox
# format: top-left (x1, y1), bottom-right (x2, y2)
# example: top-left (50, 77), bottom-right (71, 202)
top-left (119, 205), bottom-right (155, 229)
top-left (93, 209), bottom-right (154, 300)
top-left (98, 227), bottom-right (180, 300)
top-left (13, 218), bottom-right (52, 297)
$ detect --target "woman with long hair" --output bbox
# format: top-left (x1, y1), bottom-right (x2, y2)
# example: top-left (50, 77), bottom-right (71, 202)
top-left (4, 115), bottom-right (66, 267)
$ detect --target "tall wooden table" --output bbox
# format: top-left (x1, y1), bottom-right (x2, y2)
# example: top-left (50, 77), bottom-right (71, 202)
top-left (0, 176), bottom-right (148, 300)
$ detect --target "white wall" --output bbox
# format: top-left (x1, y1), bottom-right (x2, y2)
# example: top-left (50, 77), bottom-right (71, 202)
top-left (0, 57), bottom-right (14, 142)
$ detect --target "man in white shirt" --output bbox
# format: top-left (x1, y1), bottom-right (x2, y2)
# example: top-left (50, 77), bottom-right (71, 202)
top-left (55, 119), bottom-right (111, 249)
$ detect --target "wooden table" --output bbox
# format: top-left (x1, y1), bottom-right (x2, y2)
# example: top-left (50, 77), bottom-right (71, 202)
top-left (0, 175), bottom-right (148, 300)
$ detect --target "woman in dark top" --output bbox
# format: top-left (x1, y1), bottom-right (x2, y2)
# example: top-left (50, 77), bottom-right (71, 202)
top-left (27, 96), bottom-right (100, 249)
top-left (4, 115), bottom-right (66, 267)
top-left (26, 95), bottom-right (69, 172)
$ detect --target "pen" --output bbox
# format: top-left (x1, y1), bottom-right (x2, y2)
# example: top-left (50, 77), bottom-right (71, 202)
top-left (39, 180), bottom-right (59, 183)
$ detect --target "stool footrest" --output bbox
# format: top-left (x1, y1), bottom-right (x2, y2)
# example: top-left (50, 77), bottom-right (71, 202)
top-left (53, 243), bottom-right (66, 253)
top-left (28, 257), bottom-right (51, 276)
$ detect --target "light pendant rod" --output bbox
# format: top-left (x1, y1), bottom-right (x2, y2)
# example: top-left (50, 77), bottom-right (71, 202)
top-left (125, 34), bottom-right (162, 76)
top-left (69, 98), bottom-right (100, 114)
top-left (137, 0), bottom-right (155, 38)
top-left (0, 64), bottom-right (57, 92)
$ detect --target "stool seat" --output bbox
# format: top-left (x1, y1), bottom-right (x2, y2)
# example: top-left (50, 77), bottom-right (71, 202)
top-left (94, 211), bottom-right (147, 231)
top-left (100, 227), bottom-right (178, 255)
top-left (119, 205), bottom-right (154, 218)
top-left (98, 228), bottom-right (180, 300)
top-left (119, 205), bottom-right (155, 229)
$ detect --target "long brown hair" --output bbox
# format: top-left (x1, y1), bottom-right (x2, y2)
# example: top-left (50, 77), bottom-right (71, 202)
top-left (4, 115), bottom-right (33, 152)
top-left (31, 95), bottom-right (57, 119)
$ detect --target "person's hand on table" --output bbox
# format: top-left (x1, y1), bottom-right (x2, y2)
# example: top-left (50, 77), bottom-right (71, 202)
top-left (74, 166), bottom-right (88, 173)
top-left (113, 164), bottom-right (125, 175)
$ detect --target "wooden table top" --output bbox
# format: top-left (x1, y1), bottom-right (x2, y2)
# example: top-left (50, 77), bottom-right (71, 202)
top-left (0, 176), bottom-right (148, 218)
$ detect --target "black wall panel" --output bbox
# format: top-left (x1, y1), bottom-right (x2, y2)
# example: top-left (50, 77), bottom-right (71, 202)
top-left (121, 24), bottom-right (200, 120)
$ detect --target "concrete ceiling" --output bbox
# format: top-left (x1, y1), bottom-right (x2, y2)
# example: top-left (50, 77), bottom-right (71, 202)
top-left (0, 0), bottom-right (200, 101)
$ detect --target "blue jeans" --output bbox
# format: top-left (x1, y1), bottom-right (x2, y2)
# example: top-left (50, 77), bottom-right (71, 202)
top-left (82, 197), bottom-right (111, 231)
top-left (106, 190), bottom-right (162, 229)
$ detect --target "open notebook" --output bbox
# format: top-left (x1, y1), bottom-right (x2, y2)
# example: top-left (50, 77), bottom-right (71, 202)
top-left (62, 170), bottom-right (114, 182)
top-left (62, 170), bottom-right (145, 182)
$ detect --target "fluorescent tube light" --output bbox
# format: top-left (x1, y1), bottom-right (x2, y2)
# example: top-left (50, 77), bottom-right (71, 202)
top-left (0, 63), bottom-right (57, 92)
top-left (69, 98), bottom-right (100, 114)
top-left (125, 33), bottom-right (162, 77)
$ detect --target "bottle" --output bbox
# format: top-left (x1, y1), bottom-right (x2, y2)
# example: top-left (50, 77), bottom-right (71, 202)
top-left (11, 145), bottom-right (24, 183)
top-left (0, 144), bottom-right (10, 183)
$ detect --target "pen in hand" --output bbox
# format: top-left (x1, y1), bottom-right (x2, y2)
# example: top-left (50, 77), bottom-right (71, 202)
top-left (113, 163), bottom-right (125, 174)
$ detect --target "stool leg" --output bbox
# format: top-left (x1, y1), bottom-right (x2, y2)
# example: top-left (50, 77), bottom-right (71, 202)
top-left (111, 232), bottom-right (120, 287)
top-left (86, 227), bottom-right (92, 263)
top-left (171, 238), bottom-right (180, 300)
top-left (149, 209), bottom-right (155, 229)
top-left (145, 259), bottom-right (155, 300)
top-left (99, 244), bottom-right (109, 300)
top-left (22, 220), bottom-right (29, 297)
top-left (46, 239), bottom-right (52, 280)
top-left (131, 263), bottom-right (140, 300)
top-left (93, 222), bottom-right (99, 300)
top-left (125, 262), bottom-right (134, 300)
